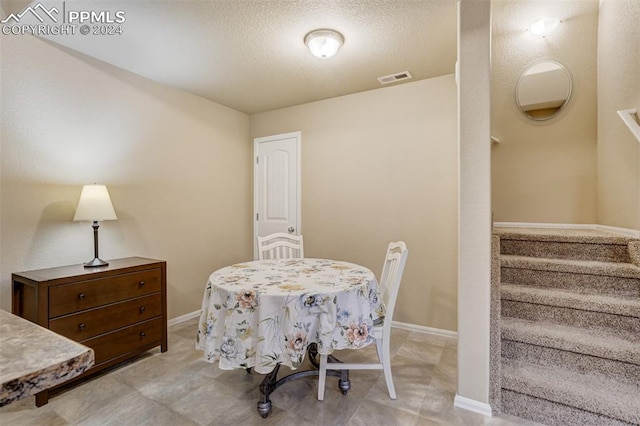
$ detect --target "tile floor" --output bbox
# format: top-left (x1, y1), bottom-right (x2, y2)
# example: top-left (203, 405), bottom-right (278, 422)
top-left (1, 318), bottom-right (539, 425)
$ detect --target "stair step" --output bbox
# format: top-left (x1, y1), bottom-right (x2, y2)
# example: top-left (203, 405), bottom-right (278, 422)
top-left (494, 227), bottom-right (637, 245)
top-left (502, 300), bottom-right (640, 334)
top-left (502, 389), bottom-right (632, 426)
top-left (502, 340), bottom-right (640, 387)
top-left (501, 255), bottom-right (640, 279)
top-left (501, 256), bottom-right (640, 297)
top-left (501, 284), bottom-right (640, 333)
top-left (502, 358), bottom-right (640, 424)
top-left (500, 239), bottom-right (630, 262)
top-left (501, 317), bottom-right (640, 365)
top-left (497, 226), bottom-right (633, 262)
top-left (502, 284), bottom-right (640, 317)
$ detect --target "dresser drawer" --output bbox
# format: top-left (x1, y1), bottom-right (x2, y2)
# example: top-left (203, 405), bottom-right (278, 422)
top-left (82, 318), bottom-right (163, 365)
top-left (49, 293), bottom-right (162, 341)
top-left (49, 269), bottom-right (161, 318)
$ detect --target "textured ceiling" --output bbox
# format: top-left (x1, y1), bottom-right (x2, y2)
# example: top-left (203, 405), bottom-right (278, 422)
top-left (28, 0), bottom-right (458, 114)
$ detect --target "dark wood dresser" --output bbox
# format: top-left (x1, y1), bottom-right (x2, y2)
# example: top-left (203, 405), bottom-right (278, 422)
top-left (11, 257), bottom-right (167, 406)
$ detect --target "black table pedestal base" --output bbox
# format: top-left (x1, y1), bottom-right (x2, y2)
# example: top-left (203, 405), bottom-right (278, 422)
top-left (256, 343), bottom-right (350, 418)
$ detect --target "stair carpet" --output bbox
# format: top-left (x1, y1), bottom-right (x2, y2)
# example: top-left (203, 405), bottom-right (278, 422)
top-left (494, 227), bottom-right (640, 426)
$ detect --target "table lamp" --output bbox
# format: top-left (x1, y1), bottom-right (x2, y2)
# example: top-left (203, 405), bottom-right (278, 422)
top-left (73, 184), bottom-right (118, 267)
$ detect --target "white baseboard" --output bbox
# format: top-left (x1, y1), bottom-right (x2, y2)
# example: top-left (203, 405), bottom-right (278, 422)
top-left (168, 310), bottom-right (201, 326)
top-left (392, 320), bottom-right (457, 338)
top-left (454, 394), bottom-right (493, 416)
top-left (494, 222), bottom-right (640, 238)
top-left (494, 221), bottom-right (593, 230)
top-left (168, 311), bottom-right (457, 339)
top-left (595, 224), bottom-right (640, 238)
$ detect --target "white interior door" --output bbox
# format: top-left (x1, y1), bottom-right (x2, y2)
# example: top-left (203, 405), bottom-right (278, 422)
top-left (254, 132), bottom-right (301, 259)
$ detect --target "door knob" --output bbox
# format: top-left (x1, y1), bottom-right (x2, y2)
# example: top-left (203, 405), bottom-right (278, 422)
top-left (288, 227), bottom-right (295, 233)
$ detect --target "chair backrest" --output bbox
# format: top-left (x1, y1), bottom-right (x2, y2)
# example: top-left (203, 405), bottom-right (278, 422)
top-left (378, 241), bottom-right (409, 327)
top-left (257, 233), bottom-right (304, 260)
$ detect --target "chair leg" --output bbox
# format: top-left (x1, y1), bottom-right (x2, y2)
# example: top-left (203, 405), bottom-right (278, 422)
top-left (317, 354), bottom-right (328, 401)
top-left (375, 337), bottom-right (383, 361)
top-left (380, 338), bottom-right (397, 399)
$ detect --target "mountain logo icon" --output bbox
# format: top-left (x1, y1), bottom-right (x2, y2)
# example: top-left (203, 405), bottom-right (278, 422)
top-left (1, 3), bottom-right (59, 24)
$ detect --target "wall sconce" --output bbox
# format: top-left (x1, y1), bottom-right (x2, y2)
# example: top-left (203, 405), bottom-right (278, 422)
top-left (529, 18), bottom-right (561, 37)
top-left (304, 29), bottom-right (344, 59)
top-left (73, 184), bottom-right (118, 267)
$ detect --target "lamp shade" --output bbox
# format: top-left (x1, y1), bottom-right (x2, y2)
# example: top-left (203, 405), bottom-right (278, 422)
top-left (73, 185), bottom-right (117, 222)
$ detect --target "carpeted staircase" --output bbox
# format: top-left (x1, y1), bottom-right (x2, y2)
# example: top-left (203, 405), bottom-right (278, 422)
top-left (493, 227), bottom-right (640, 425)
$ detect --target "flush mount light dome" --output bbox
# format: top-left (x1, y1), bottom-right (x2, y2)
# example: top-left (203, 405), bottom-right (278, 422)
top-left (304, 29), bottom-right (344, 59)
top-left (529, 18), bottom-right (561, 37)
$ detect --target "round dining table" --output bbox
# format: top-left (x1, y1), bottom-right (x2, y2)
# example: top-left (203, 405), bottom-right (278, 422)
top-left (196, 258), bottom-right (385, 417)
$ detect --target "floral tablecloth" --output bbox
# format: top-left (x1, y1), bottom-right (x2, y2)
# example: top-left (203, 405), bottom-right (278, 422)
top-left (196, 258), bottom-right (384, 374)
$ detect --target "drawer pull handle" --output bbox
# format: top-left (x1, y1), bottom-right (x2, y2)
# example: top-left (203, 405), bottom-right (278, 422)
top-left (139, 306), bottom-right (146, 313)
top-left (78, 293), bottom-right (86, 300)
top-left (79, 323), bottom-right (86, 330)
top-left (140, 332), bottom-right (146, 338)
top-left (138, 281), bottom-right (145, 287)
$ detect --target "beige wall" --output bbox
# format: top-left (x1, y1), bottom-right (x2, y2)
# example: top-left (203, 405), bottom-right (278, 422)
top-left (251, 75), bottom-right (458, 331)
top-left (491, 0), bottom-right (598, 224)
top-left (597, 0), bottom-right (640, 230)
top-left (0, 35), bottom-right (253, 318)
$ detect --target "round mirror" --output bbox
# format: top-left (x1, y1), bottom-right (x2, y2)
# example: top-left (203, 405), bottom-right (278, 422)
top-left (516, 61), bottom-right (572, 121)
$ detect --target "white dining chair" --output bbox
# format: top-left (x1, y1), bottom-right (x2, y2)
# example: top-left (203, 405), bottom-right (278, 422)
top-left (317, 241), bottom-right (408, 400)
top-left (257, 233), bottom-right (304, 260)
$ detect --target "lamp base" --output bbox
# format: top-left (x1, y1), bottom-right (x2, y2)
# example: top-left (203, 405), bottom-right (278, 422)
top-left (84, 257), bottom-right (109, 268)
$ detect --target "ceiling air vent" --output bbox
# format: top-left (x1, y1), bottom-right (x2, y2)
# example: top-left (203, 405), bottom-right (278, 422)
top-left (377, 71), bottom-right (413, 85)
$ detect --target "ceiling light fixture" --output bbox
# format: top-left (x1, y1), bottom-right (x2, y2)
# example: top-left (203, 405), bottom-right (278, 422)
top-left (304, 29), bottom-right (344, 59)
top-left (529, 18), bottom-right (561, 37)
